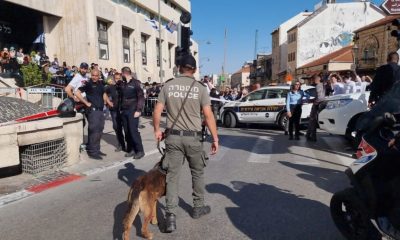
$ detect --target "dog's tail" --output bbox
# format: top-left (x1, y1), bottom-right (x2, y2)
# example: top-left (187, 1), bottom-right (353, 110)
top-left (123, 182), bottom-right (142, 238)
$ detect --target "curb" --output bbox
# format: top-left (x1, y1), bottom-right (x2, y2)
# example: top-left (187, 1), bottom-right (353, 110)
top-left (0, 148), bottom-right (159, 208)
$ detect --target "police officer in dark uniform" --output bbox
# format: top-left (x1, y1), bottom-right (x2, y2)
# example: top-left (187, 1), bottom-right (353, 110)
top-left (75, 69), bottom-right (108, 160)
top-left (105, 72), bottom-right (126, 152)
top-left (153, 55), bottom-right (219, 233)
top-left (120, 67), bottom-right (145, 159)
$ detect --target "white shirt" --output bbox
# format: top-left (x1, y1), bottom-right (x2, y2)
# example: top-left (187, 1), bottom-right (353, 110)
top-left (355, 81), bottom-right (370, 93)
top-left (344, 80), bottom-right (356, 94)
top-left (69, 74), bottom-right (88, 98)
top-left (35, 54), bottom-right (41, 65)
top-left (333, 82), bottom-right (344, 95)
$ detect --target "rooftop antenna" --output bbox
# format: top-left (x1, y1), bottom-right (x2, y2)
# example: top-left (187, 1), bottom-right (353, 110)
top-left (254, 29), bottom-right (258, 60)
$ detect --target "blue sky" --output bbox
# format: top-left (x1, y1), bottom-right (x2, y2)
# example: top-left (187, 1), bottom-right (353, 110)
top-left (190, 0), bottom-right (381, 77)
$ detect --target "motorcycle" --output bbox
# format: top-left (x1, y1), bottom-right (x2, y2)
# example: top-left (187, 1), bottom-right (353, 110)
top-left (330, 112), bottom-right (400, 240)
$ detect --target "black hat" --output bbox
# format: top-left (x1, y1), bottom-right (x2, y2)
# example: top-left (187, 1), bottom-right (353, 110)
top-left (144, 82), bottom-right (150, 86)
top-left (152, 82), bottom-right (157, 85)
top-left (179, 55), bottom-right (196, 70)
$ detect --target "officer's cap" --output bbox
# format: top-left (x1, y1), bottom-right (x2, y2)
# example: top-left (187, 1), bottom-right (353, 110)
top-left (179, 55), bottom-right (196, 70)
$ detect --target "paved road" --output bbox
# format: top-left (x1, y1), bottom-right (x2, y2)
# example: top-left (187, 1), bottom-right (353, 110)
top-left (0, 125), bottom-right (353, 240)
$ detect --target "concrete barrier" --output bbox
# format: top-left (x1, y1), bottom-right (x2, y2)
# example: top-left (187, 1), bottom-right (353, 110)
top-left (0, 115), bottom-right (83, 169)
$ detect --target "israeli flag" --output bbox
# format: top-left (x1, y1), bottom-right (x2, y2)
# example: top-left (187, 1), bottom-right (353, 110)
top-left (33, 33), bottom-right (45, 43)
top-left (166, 20), bottom-right (178, 34)
top-left (145, 19), bottom-right (159, 30)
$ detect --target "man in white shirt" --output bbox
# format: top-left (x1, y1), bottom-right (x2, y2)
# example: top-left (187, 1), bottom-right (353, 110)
top-left (356, 75), bottom-right (371, 93)
top-left (330, 74), bottom-right (344, 95)
top-left (202, 75), bottom-right (214, 94)
top-left (343, 75), bottom-right (356, 94)
top-left (35, 51), bottom-right (41, 66)
top-left (65, 62), bottom-right (89, 101)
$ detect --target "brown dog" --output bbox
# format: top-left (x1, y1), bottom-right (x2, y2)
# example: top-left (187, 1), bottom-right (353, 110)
top-left (122, 152), bottom-right (166, 240)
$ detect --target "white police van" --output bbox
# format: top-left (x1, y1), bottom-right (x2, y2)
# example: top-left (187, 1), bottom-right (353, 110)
top-left (219, 85), bottom-right (316, 129)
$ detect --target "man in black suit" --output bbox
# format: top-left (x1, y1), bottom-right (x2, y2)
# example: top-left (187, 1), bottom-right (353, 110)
top-left (368, 52), bottom-right (400, 108)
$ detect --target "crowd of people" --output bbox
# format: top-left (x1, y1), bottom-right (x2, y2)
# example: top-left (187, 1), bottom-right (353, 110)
top-left (285, 51), bottom-right (400, 142)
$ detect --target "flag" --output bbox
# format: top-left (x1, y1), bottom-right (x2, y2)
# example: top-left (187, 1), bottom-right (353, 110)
top-left (166, 20), bottom-right (178, 34)
top-left (145, 19), bottom-right (159, 30)
top-left (33, 33), bottom-right (45, 43)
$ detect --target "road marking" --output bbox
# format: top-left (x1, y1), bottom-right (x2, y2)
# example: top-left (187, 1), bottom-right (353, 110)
top-left (209, 137), bottom-right (240, 161)
top-left (321, 137), bottom-right (355, 166)
top-left (289, 145), bottom-right (319, 165)
top-left (247, 136), bottom-right (272, 163)
top-left (0, 190), bottom-right (34, 207)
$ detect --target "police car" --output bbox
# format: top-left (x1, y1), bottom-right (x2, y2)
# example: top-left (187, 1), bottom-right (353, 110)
top-left (220, 85), bottom-right (316, 129)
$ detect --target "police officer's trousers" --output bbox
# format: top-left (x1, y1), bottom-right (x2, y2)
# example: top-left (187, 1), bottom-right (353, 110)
top-left (121, 108), bottom-right (144, 153)
top-left (306, 104), bottom-right (319, 139)
top-left (163, 135), bottom-right (209, 215)
top-left (87, 110), bottom-right (105, 155)
top-left (110, 111), bottom-right (125, 150)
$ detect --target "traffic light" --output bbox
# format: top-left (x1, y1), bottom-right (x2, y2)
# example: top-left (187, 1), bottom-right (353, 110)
top-left (175, 47), bottom-right (189, 66)
top-left (391, 19), bottom-right (400, 39)
top-left (181, 26), bottom-right (193, 50)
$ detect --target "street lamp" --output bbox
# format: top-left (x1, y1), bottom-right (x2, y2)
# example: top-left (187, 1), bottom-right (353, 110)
top-left (196, 39), bottom-right (211, 44)
top-left (199, 57), bottom-right (210, 76)
top-left (352, 44), bottom-right (359, 65)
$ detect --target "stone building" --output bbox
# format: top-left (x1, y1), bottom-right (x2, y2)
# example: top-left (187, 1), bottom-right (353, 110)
top-left (271, 12), bottom-right (311, 83)
top-left (353, 15), bottom-right (400, 77)
top-left (286, 1), bottom-right (385, 82)
top-left (0, 0), bottom-right (199, 82)
top-left (231, 65), bottom-right (250, 90)
top-left (249, 53), bottom-right (272, 89)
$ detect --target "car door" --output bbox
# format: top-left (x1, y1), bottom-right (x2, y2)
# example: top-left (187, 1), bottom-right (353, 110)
top-left (237, 89), bottom-right (267, 122)
top-left (260, 89), bottom-right (287, 123)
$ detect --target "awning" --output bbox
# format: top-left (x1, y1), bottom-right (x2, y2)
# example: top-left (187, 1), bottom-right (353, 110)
top-left (306, 71), bottom-right (322, 76)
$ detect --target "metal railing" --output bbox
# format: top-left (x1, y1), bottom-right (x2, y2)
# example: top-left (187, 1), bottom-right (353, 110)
top-left (0, 83), bottom-right (69, 110)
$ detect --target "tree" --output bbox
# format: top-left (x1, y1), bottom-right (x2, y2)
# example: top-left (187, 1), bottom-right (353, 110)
top-left (20, 51), bottom-right (51, 87)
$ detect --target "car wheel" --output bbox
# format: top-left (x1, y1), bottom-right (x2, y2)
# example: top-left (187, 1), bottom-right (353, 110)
top-left (279, 112), bottom-right (288, 130)
top-left (223, 112), bottom-right (237, 128)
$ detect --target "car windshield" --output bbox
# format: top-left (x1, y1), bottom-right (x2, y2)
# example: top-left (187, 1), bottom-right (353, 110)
top-left (356, 80), bottom-right (400, 131)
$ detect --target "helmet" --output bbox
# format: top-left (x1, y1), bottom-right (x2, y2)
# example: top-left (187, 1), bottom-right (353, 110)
top-left (57, 98), bottom-right (76, 118)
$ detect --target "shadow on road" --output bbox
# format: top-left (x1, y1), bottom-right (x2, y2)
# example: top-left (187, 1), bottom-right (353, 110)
top-left (206, 181), bottom-right (344, 240)
top-left (279, 161), bottom-right (350, 194)
top-left (117, 163), bottom-right (144, 187)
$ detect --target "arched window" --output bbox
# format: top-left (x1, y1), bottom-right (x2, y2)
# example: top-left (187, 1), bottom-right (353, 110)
top-left (362, 36), bottom-right (379, 66)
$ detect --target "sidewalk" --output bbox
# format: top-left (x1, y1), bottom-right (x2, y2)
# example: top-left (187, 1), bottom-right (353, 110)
top-left (0, 115), bottom-right (164, 205)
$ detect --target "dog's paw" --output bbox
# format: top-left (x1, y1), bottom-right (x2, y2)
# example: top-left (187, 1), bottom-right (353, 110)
top-left (144, 233), bottom-right (154, 239)
top-left (151, 220), bottom-right (158, 225)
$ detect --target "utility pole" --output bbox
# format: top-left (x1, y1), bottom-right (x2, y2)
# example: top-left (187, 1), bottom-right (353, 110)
top-left (158, 0), bottom-right (163, 83)
top-left (254, 29), bottom-right (258, 60)
top-left (222, 28), bottom-right (228, 87)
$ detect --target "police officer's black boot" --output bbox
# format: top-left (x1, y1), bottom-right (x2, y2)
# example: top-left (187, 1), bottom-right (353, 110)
top-left (193, 205), bottom-right (211, 219)
top-left (163, 213), bottom-right (176, 233)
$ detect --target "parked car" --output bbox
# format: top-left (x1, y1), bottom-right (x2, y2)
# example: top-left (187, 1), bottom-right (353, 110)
top-left (220, 85), bottom-right (316, 129)
top-left (318, 91), bottom-right (370, 143)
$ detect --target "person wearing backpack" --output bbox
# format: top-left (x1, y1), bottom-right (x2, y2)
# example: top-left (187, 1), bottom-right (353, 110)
top-left (286, 81), bottom-right (310, 140)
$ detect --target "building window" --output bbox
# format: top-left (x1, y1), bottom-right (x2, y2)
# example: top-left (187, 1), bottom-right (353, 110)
top-left (122, 29), bottom-right (130, 63)
top-left (141, 35), bottom-right (147, 65)
top-left (361, 36), bottom-right (378, 66)
top-left (98, 20), bottom-right (109, 60)
top-left (293, 52), bottom-right (295, 61)
top-left (168, 44), bottom-right (173, 68)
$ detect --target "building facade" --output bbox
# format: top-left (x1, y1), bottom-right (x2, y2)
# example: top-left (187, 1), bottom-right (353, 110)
top-left (286, 2), bottom-right (385, 82)
top-left (270, 12), bottom-right (311, 83)
top-left (1, 0), bottom-right (199, 82)
top-left (231, 65), bottom-right (250, 90)
top-left (353, 15), bottom-right (400, 77)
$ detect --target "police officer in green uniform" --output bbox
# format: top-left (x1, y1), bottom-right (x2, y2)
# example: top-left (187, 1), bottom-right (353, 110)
top-left (153, 55), bottom-right (219, 233)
